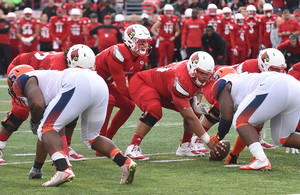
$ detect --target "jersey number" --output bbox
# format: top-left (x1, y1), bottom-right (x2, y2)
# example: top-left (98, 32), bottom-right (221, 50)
top-left (22, 24), bottom-right (33, 35)
top-left (163, 24), bottom-right (173, 34)
top-left (34, 52), bottom-right (50, 60)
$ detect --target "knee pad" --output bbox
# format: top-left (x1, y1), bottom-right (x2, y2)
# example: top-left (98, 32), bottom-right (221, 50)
top-left (139, 112), bottom-right (158, 127)
top-left (1, 112), bottom-right (24, 132)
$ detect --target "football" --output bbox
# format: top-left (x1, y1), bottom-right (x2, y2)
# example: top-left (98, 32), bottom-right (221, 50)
top-left (209, 140), bottom-right (230, 161)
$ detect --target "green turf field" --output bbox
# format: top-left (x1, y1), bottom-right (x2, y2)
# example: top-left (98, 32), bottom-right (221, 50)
top-left (1, 79), bottom-right (300, 195)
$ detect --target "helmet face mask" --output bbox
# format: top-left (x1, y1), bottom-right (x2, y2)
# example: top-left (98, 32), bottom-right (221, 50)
top-left (234, 13), bottom-right (244, 26)
top-left (67, 44), bottom-right (96, 70)
top-left (258, 48), bottom-right (287, 73)
top-left (222, 7), bottom-right (232, 19)
top-left (246, 5), bottom-right (256, 18)
top-left (164, 4), bottom-right (174, 17)
top-left (263, 3), bottom-right (273, 17)
top-left (208, 4), bottom-right (218, 17)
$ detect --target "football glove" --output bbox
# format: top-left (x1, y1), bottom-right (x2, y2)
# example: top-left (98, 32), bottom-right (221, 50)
top-left (30, 119), bottom-right (40, 135)
top-left (233, 48), bottom-right (238, 56)
top-left (210, 133), bottom-right (224, 145)
top-left (192, 96), bottom-right (209, 115)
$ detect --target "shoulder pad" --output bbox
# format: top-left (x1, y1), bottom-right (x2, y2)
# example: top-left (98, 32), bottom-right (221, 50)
top-left (174, 77), bottom-right (189, 97)
top-left (212, 79), bottom-right (228, 100)
top-left (13, 74), bottom-right (33, 97)
top-left (113, 45), bottom-right (124, 63)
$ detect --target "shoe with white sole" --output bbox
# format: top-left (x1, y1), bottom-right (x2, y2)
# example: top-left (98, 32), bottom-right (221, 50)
top-left (239, 158), bottom-right (271, 171)
top-left (0, 149), bottom-right (7, 165)
top-left (68, 146), bottom-right (86, 161)
top-left (259, 139), bottom-right (276, 149)
top-left (176, 142), bottom-right (205, 157)
top-left (120, 158), bottom-right (137, 184)
top-left (28, 167), bottom-right (44, 179)
top-left (42, 167), bottom-right (75, 187)
top-left (125, 145), bottom-right (149, 160)
top-left (191, 136), bottom-right (210, 153)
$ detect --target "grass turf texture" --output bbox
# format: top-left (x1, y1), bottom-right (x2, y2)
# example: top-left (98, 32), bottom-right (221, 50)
top-left (1, 79), bottom-right (300, 194)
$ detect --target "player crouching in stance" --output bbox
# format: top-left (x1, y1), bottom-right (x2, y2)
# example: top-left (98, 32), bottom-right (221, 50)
top-left (125, 51), bottom-right (225, 160)
top-left (212, 67), bottom-right (300, 171)
top-left (7, 65), bottom-right (137, 186)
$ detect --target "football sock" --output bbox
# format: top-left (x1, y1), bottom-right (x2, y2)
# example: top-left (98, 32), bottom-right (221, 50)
top-left (66, 135), bottom-right (72, 146)
top-left (100, 103), bottom-right (114, 136)
top-left (202, 125), bottom-right (210, 132)
top-left (110, 148), bottom-right (127, 167)
top-left (231, 135), bottom-right (246, 156)
top-left (0, 133), bottom-right (9, 142)
top-left (61, 135), bottom-right (69, 157)
top-left (33, 161), bottom-right (44, 170)
top-left (256, 127), bottom-right (263, 140)
top-left (130, 132), bottom-right (144, 146)
top-left (106, 108), bottom-right (134, 140)
top-left (181, 131), bottom-right (193, 143)
top-left (248, 142), bottom-right (267, 162)
top-left (51, 151), bottom-right (69, 171)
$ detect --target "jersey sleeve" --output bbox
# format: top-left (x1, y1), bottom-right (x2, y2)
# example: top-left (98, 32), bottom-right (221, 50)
top-left (168, 77), bottom-right (191, 111)
top-left (13, 74), bottom-right (34, 97)
top-left (212, 78), bottom-right (228, 101)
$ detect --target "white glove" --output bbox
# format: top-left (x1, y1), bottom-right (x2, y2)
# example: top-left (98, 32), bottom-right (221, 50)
top-left (21, 37), bottom-right (28, 44)
top-left (30, 119), bottom-right (40, 135)
top-left (233, 48), bottom-right (238, 56)
top-left (192, 96), bottom-right (209, 115)
top-left (27, 36), bottom-right (34, 43)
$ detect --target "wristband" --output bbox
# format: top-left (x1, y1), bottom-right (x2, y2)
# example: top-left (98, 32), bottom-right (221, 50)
top-left (200, 132), bottom-right (210, 144)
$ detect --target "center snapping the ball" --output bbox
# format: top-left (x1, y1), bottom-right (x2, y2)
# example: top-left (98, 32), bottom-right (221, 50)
top-left (209, 140), bottom-right (230, 161)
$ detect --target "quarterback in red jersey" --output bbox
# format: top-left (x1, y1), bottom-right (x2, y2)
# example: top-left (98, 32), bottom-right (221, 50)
top-left (67, 8), bottom-right (87, 47)
top-left (259, 3), bottom-right (278, 49)
top-left (230, 13), bottom-right (250, 64)
top-left (16, 8), bottom-right (40, 53)
top-left (50, 7), bottom-right (69, 52)
top-left (7, 12), bottom-right (19, 59)
top-left (151, 4), bottom-right (180, 66)
top-left (125, 51), bottom-right (225, 160)
top-left (93, 24), bottom-right (152, 157)
top-left (200, 4), bottom-right (222, 32)
top-left (245, 5), bottom-right (260, 59)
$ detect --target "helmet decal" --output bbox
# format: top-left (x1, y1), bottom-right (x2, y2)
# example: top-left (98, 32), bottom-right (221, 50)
top-left (261, 52), bottom-right (270, 63)
top-left (71, 49), bottom-right (79, 61)
top-left (8, 71), bottom-right (17, 87)
top-left (127, 27), bottom-right (136, 39)
top-left (191, 53), bottom-right (199, 65)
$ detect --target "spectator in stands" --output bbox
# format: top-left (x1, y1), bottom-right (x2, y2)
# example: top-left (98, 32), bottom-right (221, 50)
top-left (202, 24), bottom-right (226, 65)
top-left (245, 0), bottom-right (257, 8)
top-left (18, 0), bottom-right (32, 10)
top-left (130, 14), bottom-right (140, 25)
top-left (39, 13), bottom-right (53, 51)
top-left (83, 0), bottom-right (96, 18)
top-left (85, 12), bottom-right (101, 54)
top-left (294, 9), bottom-right (300, 27)
top-left (0, 0), bottom-right (6, 14)
top-left (6, 1), bottom-right (16, 13)
top-left (98, 0), bottom-right (115, 23)
top-left (271, 16), bottom-right (283, 48)
top-left (277, 34), bottom-right (300, 71)
top-left (285, 0), bottom-right (300, 14)
top-left (7, 12), bottom-right (18, 60)
top-left (238, 6), bottom-right (248, 17)
top-left (181, 8), bottom-right (206, 58)
top-left (230, 0), bottom-right (243, 15)
top-left (273, 0), bottom-right (285, 14)
top-left (216, 0), bottom-right (228, 10)
top-left (198, 8), bottom-right (204, 17)
top-left (63, 0), bottom-right (83, 15)
top-left (90, 14), bottom-right (122, 52)
top-left (256, 0), bottom-right (265, 15)
top-left (174, 0), bottom-right (187, 14)
top-left (188, 0), bottom-right (206, 10)
top-left (42, 0), bottom-right (58, 22)
top-left (0, 9), bottom-right (10, 77)
top-left (110, 0), bottom-right (122, 14)
top-left (278, 9), bottom-right (300, 43)
top-left (275, 8), bottom-right (283, 17)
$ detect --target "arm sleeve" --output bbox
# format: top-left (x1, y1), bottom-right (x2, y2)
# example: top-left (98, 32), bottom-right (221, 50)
top-left (117, 28), bottom-right (123, 43)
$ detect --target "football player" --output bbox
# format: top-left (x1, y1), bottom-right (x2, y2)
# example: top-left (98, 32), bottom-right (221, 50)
top-left (7, 64), bottom-right (137, 186)
top-left (200, 4), bottom-right (222, 32)
top-left (7, 12), bottom-right (19, 60)
top-left (151, 4), bottom-right (180, 66)
top-left (93, 24), bottom-right (152, 157)
top-left (245, 5), bottom-right (260, 59)
top-left (113, 14), bottom-right (131, 36)
top-left (124, 51), bottom-right (225, 160)
top-left (67, 8), bottom-right (87, 47)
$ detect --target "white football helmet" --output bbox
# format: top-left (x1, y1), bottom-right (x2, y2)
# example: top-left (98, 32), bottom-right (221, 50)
top-left (217, 9), bottom-right (223, 15)
top-left (187, 51), bottom-right (215, 87)
top-left (263, 3), bottom-right (273, 17)
top-left (115, 14), bottom-right (125, 22)
top-left (246, 5), bottom-right (256, 18)
top-left (185, 8), bottom-right (192, 19)
top-left (164, 4), bottom-right (174, 17)
top-left (23, 7), bottom-right (33, 20)
top-left (222, 7), bottom-right (232, 19)
top-left (258, 48), bottom-right (286, 72)
top-left (67, 44), bottom-right (95, 70)
top-left (123, 24), bottom-right (152, 56)
top-left (234, 13), bottom-right (244, 26)
top-left (208, 4), bottom-right (217, 16)
top-left (7, 12), bottom-right (16, 21)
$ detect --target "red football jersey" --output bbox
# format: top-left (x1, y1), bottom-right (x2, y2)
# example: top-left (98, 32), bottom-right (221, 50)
top-left (230, 24), bottom-right (250, 49)
top-left (288, 62), bottom-right (300, 80)
top-left (245, 16), bottom-right (260, 45)
top-left (39, 22), bottom-right (51, 42)
top-left (9, 21), bottom-right (19, 47)
top-left (218, 17), bottom-right (235, 44)
top-left (181, 17), bottom-right (206, 48)
top-left (50, 16), bottom-right (69, 41)
top-left (63, 3), bottom-right (83, 15)
top-left (85, 21), bottom-right (101, 48)
top-left (231, 59), bottom-right (260, 73)
top-left (200, 14), bottom-right (222, 31)
top-left (278, 18), bottom-right (300, 42)
top-left (67, 18), bottom-right (87, 44)
top-left (136, 60), bottom-right (202, 111)
top-left (259, 15), bottom-right (278, 47)
top-left (277, 39), bottom-right (300, 55)
top-left (17, 18), bottom-right (40, 38)
top-left (158, 15), bottom-right (178, 38)
top-left (113, 22), bottom-right (131, 36)
top-left (94, 43), bottom-right (147, 99)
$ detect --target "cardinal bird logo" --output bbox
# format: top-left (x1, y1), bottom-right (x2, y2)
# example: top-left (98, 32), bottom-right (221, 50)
top-left (191, 53), bottom-right (199, 64)
top-left (127, 27), bottom-right (136, 39)
top-left (71, 49), bottom-right (79, 61)
top-left (261, 52), bottom-right (269, 63)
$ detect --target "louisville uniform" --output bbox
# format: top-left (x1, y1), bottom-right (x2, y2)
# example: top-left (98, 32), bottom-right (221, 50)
top-left (157, 15), bottom-right (178, 66)
top-left (245, 16), bottom-right (260, 58)
top-left (218, 17), bottom-right (234, 63)
top-left (50, 15), bottom-right (69, 52)
top-left (200, 14), bottom-right (222, 31)
top-left (230, 23), bottom-right (250, 64)
top-left (39, 22), bottom-right (52, 51)
top-left (67, 18), bottom-right (87, 47)
top-left (17, 17), bottom-right (40, 53)
top-left (259, 15), bottom-right (278, 48)
top-left (8, 20), bottom-right (19, 59)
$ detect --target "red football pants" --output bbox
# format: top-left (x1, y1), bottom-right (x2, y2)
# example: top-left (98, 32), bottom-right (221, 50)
top-left (158, 40), bottom-right (174, 67)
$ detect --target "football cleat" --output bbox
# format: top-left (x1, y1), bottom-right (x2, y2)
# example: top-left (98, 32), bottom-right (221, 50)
top-left (191, 135), bottom-right (210, 153)
top-left (0, 150), bottom-right (7, 165)
top-left (42, 167), bottom-right (75, 187)
top-left (68, 146), bottom-right (86, 161)
top-left (125, 145), bottom-right (149, 160)
top-left (120, 158), bottom-right (137, 184)
top-left (224, 153), bottom-right (239, 164)
top-left (176, 142), bottom-right (205, 157)
top-left (28, 167), bottom-right (44, 179)
top-left (259, 139), bottom-right (276, 149)
top-left (239, 158), bottom-right (271, 171)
